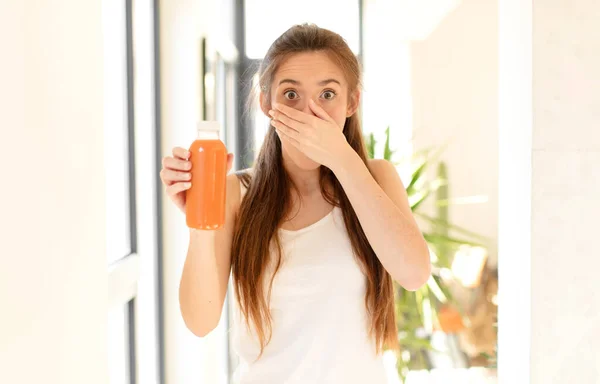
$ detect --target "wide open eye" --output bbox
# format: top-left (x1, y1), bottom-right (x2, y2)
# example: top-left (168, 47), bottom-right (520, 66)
top-left (321, 90), bottom-right (337, 100)
top-left (284, 90), bottom-right (299, 100)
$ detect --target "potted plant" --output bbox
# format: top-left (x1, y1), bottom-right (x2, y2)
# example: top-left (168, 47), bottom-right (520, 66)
top-left (365, 128), bottom-right (490, 381)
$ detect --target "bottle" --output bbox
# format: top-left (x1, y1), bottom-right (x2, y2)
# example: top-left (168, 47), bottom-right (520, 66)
top-left (186, 121), bottom-right (228, 230)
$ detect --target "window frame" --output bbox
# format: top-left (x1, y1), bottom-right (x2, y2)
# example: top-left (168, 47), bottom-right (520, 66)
top-left (106, 1), bottom-right (165, 383)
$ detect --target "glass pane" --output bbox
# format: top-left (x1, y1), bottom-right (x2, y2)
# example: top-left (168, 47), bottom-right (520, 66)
top-left (107, 305), bottom-right (131, 384)
top-left (104, 0), bottom-right (132, 263)
top-left (244, 0), bottom-right (360, 59)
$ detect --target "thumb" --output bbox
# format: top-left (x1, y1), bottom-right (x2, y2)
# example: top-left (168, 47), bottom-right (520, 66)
top-left (308, 99), bottom-right (333, 122)
top-left (226, 153), bottom-right (234, 172)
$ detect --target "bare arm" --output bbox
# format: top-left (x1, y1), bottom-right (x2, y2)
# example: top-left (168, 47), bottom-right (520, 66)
top-left (267, 101), bottom-right (430, 290)
top-left (333, 153), bottom-right (431, 290)
top-left (178, 173), bottom-right (241, 337)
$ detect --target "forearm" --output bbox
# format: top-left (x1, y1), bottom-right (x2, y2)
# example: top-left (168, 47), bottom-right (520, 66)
top-left (179, 230), bottom-right (228, 336)
top-left (332, 150), bottom-right (430, 290)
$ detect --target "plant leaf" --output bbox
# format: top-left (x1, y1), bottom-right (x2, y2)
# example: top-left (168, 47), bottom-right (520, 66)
top-left (435, 194), bottom-right (489, 206)
top-left (423, 233), bottom-right (484, 248)
top-left (365, 133), bottom-right (376, 159)
top-left (406, 158), bottom-right (430, 193)
top-left (408, 178), bottom-right (447, 208)
top-left (383, 127), bottom-right (393, 161)
top-left (421, 288), bottom-right (433, 333)
top-left (409, 189), bottom-right (431, 211)
top-left (406, 143), bottom-right (449, 191)
top-left (432, 275), bottom-right (454, 303)
top-left (426, 276), bottom-right (448, 304)
top-left (416, 213), bottom-right (491, 242)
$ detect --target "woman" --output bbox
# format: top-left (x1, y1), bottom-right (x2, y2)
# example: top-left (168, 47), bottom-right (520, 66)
top-left (160, 24), bottom-right (431, 384)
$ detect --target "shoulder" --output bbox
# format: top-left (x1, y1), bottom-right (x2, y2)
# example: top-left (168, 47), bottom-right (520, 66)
top-left (367, 159), bottom-right (411, 209)
top-left (233, 168), bottom-right (254, 191)
top-left (367, 159), bottom-right (400, 185)
top-left (226, 173), bottom-right (242, 211)
top-left (227, 168), bottom-right (254, 210)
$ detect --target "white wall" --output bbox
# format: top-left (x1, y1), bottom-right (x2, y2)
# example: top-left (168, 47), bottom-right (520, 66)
top-left (159, 0), bottom-right (230, 382)
top-left (0, 1), bottom-right (107, 383)
top-left (530, 0), bottom-right (600, 381)
top-left (362, 0), bottom-right (414, 161)
top-left (498, 0), bottom-right (600, 382)
top-left (497, 0), bottom-right (532, 381)
top-left (411, 0), bottom-right (499, 265)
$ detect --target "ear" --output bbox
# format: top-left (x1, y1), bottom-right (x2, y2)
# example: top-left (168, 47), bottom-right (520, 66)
top-left (259, 90), bottom-right (271, 117)
top-left (346, 89), bottom-right (361, 117)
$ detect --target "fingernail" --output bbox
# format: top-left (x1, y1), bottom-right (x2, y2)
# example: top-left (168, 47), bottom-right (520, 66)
top-left (186, 173), bottom-right (192, 180)
top-left (185, 182), bottom-right (192, 188)
top-left (268, 110), bottom-right (274, 116)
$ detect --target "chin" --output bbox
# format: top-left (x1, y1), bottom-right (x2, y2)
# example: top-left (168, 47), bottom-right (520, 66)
top-left (294, 157), bottom-right (321, 171)
top-left (283, 145), bottom-right (321, 171)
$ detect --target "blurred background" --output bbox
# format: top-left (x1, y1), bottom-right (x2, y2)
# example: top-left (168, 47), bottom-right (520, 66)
top-left (1, 0), bottom-right (599, 383)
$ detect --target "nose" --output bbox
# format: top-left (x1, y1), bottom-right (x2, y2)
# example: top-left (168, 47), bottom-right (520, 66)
top-left (301, 102), bottom-right (311, 114)
top-left (299, 99), bottom-right (317, 116)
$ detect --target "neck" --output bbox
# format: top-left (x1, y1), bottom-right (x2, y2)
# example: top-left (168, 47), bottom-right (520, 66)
top-left (282, 153), bottom-right (322, 197)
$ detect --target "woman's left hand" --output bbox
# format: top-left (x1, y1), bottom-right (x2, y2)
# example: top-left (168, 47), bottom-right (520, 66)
top-left (269, 99), bottom-right (352, 170)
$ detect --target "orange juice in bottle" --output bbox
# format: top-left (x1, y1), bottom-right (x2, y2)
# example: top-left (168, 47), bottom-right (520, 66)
top-left (186, 121), bottom-right (228, 230)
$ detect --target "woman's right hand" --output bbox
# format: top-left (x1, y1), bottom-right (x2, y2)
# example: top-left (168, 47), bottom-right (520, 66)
top-left (160, 147), bottom-right (234, 214)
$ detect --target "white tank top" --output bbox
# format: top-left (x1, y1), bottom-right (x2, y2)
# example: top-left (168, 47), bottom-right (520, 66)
top-left (231, 179), bottom-right (389, 384)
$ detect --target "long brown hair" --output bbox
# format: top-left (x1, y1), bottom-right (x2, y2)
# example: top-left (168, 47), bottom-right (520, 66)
top-left (231, 24), bottom-right (398, 357)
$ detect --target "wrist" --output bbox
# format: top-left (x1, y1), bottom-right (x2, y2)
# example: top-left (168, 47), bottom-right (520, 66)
top-left (330, 145), bottom-right (363, 177)
top-left (189, 227), bottom-right (218, 242)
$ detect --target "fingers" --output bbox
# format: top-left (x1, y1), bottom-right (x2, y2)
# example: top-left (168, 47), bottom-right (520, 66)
top-left (275, 127), bottom-right (301, 148)
top-left (165, 181), bottom-right (192, 197)
top-left (161, 148), bottom-right (234, 189)
top-left (172, 147), bottom-right (190, 160)
top-left (161, 149), bottom-right (191, 187)
top-left (269, 109), bottom-right (303, 130)
top-left (307, 99), bottom-right (333, 122)
top-left (160, 168), bottom-right (191, 186)
top-left (162, 155), bottom-right (191, 172)
top-left (271, 120), bottom-right (300, 141)
top-left (163, 148), bottom-right (192, 194)
top-left (269, 110), bottom-right (304, 132)
top-left (272, 103), bottom-right (311, 124)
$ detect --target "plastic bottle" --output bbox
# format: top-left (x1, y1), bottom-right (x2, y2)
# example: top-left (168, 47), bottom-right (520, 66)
top-left (186, 121), bottom-right (228, 230)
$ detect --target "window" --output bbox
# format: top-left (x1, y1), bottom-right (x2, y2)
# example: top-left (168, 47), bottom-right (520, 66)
top-left (105, 0), bottom-right (134, 265)
top-left (104, 0), bottom-right (163, 383)
top-left (108, 304), bottom-right (133, 384)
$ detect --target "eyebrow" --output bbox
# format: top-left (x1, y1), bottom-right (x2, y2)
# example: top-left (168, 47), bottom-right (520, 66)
top-left (278, 78), bottom-right (342, 87)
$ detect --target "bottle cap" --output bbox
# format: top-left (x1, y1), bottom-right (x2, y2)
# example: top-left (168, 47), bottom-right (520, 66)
top-left (197, 121), bottom-right (220, 132)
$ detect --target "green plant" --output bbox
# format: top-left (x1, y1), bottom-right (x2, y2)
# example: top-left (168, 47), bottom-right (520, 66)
top-left (365, 127), bottom-right (488, 381)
